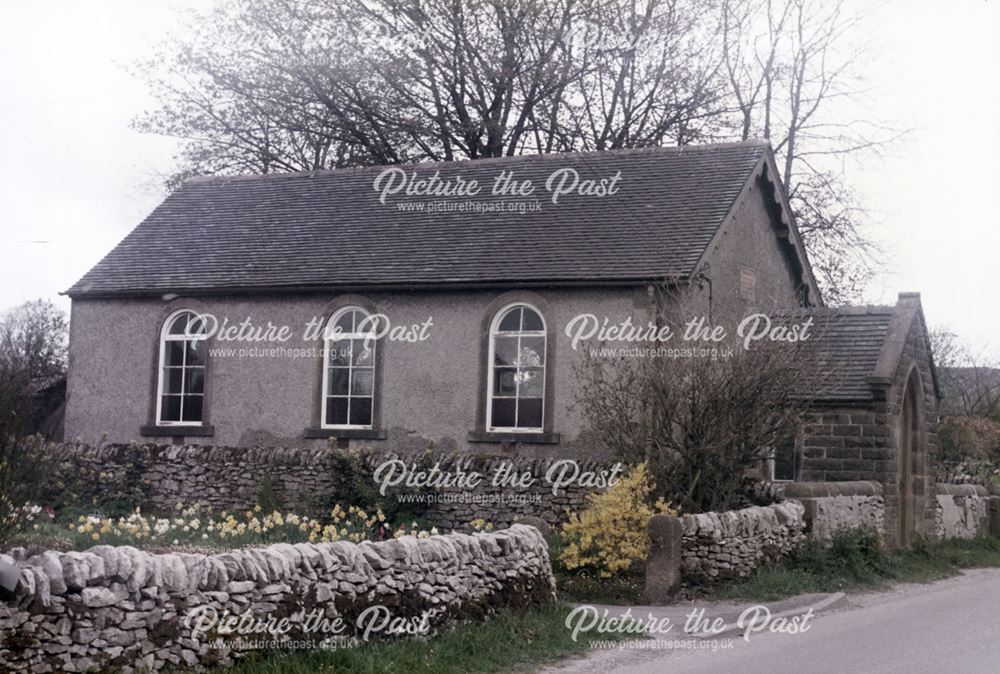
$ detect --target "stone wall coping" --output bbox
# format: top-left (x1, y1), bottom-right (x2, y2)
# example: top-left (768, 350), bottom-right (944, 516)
top-left (781, 481), bottom-right (883, 498)
top-left (53, 442), bottom-right (617, 471)
top-left (679, 501), bottom-right (805, 537)
top-left (3, 524), bottom-right (550, 606)
top-left (935, 483), bottom-right (989, 497)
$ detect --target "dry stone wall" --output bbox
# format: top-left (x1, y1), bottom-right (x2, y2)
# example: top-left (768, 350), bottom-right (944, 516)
top-left (679, 502), bottom-right (806, 584)
top-left (47, 443), bottom-right (613, 529)
top-left (0, 525), bottom-right (554, 673)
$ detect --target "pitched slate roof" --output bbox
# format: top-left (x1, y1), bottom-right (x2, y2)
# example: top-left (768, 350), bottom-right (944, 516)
top-left (796, 307), bottom-right (896, 402)
top-left (793, 294), bottom-right (939, 402)
top-left (66, 142), bottom-right (772, 297)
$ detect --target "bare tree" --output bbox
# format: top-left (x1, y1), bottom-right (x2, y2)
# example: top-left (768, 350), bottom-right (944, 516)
top-left (135, 0), bottom-right (893, 302)
top-left (573, 328), bottom-right (808, 513)
top-left (932, 328), bottom-right (1000, 420)
top-left (719, 0), bottom-right (901, 303)
top-left (551, 0), bottom-right (726, 150)
top-left (134, 0), bottom-right (723, 171)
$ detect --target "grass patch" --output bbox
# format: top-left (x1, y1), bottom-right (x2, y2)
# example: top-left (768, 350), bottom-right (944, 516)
top-left (715, 530), bottom-right (1000, 602)
top-left (209, 602), bottom-right (614, 674)
top-left (555, 571), bottom-right (644, 605)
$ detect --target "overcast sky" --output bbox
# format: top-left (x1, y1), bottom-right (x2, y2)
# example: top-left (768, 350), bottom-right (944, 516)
top-left (1, 1), bottom-right (997, 355)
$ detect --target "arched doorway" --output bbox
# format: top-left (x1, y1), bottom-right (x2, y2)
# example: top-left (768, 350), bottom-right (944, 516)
top-left (898, 369), bottom-right (922, 547)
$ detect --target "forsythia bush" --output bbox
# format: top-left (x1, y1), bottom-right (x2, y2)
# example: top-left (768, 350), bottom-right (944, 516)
top-left (558, 463), bottom-right (676, 578)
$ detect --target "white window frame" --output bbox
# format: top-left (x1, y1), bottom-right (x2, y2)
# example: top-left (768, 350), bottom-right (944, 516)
top-left (486, 302), bottom-right (546, 433)
top-left (155, 309), bottom-right (208, 427)
top-left (321, 306), bottom-right (377, 430)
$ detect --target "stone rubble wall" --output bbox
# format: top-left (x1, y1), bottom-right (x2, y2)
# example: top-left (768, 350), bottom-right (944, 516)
top-left (679, 502), bottom-right (806, 584)
top-left (778, 481), bottom-right (885, 542)
top-left (0, 525), bottom-right (555, 673)
top-left (934, 484), bottom-right (990, 540)
top-left (48, 443), bottom-right (612, 529)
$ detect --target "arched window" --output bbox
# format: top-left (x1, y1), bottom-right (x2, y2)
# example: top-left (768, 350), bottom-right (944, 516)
top-left (322, 306), bottom-right (377, 428)
top-left (487, 304), bottom-right (546, 431)
top-left (156, 310), bottom-right (208, 425)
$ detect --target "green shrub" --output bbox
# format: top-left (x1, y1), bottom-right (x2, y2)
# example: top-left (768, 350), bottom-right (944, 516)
top-left (255, 474), bottom-right (284, 513)
top-left (786, 528), bottom-right (893, 583)
top-left (39, 443), bottom-right (152, 518)
top-left (314, 445), bottom-right (434, 524)
top-left (0, 436), bottom-right (58, 544)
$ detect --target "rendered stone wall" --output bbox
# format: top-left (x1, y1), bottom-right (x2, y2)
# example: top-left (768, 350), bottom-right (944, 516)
top-left (934, 484), bottom-right (989, 540)
top-left (64, 289), bottom-right (643, 457)
top-left (47, 443), bottom-right (611, 529)
top-left (780, 481), bottom-right (885, 542)
top-left (0, 525), bottom-right (554, 673)
top-left (678, 502), bottom-right (806, 585)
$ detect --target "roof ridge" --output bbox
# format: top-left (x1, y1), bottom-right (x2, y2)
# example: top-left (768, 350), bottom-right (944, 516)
top-left (781, 305), bottom-right (896, 316)
top-left (183, 140), bottom-right (771, 186)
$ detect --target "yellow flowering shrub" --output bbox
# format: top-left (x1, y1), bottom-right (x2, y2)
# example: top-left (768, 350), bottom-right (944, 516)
top-left (558, 463), bottom-right (676, 578)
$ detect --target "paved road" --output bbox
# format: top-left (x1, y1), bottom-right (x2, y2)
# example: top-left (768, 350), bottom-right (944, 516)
top-left (542, 568), bottom-right (1000, 674)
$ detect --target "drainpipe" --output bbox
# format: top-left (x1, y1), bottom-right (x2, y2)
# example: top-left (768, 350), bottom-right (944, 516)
top-left (691, 267), bottom-right (714, 325)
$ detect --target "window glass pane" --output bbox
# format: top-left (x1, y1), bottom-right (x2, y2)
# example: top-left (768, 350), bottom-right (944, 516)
top-left (165, 341), bottom-right (185, 367)
top-left (518, 368), bottom-right (544, 397)
top-left (517, 398), bottom-right (543, 429)
top-left (327, 368), bottom-right (350, 396)
top-left (493, 368), bottom-right (518, 396)
top-left (184, 368), bottom-right (205, 395)
top-left (355, 312), bottom-right (378, 336)
top-left (774, 435), bottom-right (797, 481)
top-left (167, 313), bottom-right (189, 335)
top-left (518, 337), bottom-right (545, 367)
top-left (185, 340), bottom-right (205, 366)
top-left (183, 395), bottom-right (204, 423)
top-left (160, 395), bottom-right (182, 422)
top-left (163, 367), bottom-right (183, 395)
top-left (326, 397), bottom-right (349, 425)
top-left (349, 398), bottom-right (373, 426)
top-left (497, 307), bottom-right (521, 332)
top-left (186, 314), bottom-right (208, 336)
top-left (491, 398), bottom-right (516, 428)
top-left (487, 305), bottom-right (547, 430)
top-left (493, 336), bottom-right (518, 366)
top-left (352, 339), bottom-right (375, 366)
top-left (522, 308), bottom-right (544, 331)
top-left (327, 340), bottom-right (350, 366)
top-left (334, 310), bottom-right (354, 334)
top-left (352, 368), bottom-right (374, 396)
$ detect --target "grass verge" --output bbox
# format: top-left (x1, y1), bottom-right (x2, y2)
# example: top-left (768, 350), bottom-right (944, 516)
top-left (555, 571), bottom-right (644, 605)
top-left (715, 530), bottom-right (1000, 602)
top-left (209, 602), bottom-right (615, 674)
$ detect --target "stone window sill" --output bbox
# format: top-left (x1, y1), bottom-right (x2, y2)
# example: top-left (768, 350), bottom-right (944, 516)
top-left (303, 428), bottom-right (387, 440)
top-left (140, 425), bottom-right (215, 437)
top-left (467, 431), bottom-right (561, 445)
